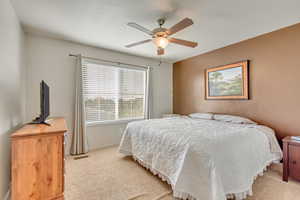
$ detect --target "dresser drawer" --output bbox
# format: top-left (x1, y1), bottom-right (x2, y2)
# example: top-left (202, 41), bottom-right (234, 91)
top-left (288, 144), bottom-right (300, 180)
top-left (11, 117), bottom-right (67, 200)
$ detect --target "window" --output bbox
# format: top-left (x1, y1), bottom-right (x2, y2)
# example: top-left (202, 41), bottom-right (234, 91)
top-left (82, 60), bottom-right (149, 124)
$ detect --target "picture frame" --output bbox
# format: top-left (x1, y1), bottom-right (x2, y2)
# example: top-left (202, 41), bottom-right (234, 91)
top-left (205, 60), bottom-right (249, 100)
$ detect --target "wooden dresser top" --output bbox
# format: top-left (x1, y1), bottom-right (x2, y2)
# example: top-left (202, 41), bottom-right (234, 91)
top-left (11, 117), bottom-right (68, 138)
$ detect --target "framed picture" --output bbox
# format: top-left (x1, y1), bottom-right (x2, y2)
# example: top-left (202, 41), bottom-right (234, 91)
top-left (205, 60), bottom-right (249, 100)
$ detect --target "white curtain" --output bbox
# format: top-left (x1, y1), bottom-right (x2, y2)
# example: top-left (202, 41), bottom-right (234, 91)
top-left (70, 55), bottom-right (88, 155)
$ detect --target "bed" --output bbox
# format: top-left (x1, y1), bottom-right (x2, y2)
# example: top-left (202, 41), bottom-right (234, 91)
top-left (118, 115), bottom-right (282, 200)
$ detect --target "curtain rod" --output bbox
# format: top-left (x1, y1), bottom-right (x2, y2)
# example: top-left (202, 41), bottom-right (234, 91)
top-left (69, 54), bottom-right (150, 69)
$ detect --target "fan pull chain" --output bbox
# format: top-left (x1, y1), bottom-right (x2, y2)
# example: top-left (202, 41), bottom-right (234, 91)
top-left (158, 56), bottom-right (162, 66)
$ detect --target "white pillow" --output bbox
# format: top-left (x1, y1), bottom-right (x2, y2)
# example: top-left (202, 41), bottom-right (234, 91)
top-left (213, 114), bottom-right (256, 124)
top-left (189, 113), bottom-right (213, 120)
top-left (162, 114), bottom-right (181, 118)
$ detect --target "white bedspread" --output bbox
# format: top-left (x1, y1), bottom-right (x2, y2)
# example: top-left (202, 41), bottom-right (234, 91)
top-left (118, 116), bottom-right (282, 200)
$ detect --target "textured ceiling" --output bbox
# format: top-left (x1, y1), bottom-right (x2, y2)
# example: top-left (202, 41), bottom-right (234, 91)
top-left (11, 0), bottom-right (300, 63)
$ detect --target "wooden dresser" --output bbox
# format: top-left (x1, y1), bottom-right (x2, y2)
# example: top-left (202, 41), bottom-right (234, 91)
top-left (11, 117), bottom-right (68, 200)
top-left (283, 136), bottom-right (300, 182)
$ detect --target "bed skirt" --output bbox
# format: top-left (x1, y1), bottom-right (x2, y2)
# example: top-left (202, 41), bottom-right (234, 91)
top-left (128, 154), bottom-right (279, 200)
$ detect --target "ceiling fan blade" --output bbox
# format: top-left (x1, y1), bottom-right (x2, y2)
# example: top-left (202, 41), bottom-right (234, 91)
top-left (157, 48), bottom-right (164, 55)
top-left (125, 39), bottom-right (152, 48)
top-left (169, 38), bottom-right (198, 48)
top-left (166, 18), bottom-right (193, 36)
top-left (127, 22), bottom-right (153, 35)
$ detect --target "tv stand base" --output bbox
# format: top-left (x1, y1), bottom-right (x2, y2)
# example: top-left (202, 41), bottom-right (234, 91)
top-left (29, 117), bottom-right (51, 126)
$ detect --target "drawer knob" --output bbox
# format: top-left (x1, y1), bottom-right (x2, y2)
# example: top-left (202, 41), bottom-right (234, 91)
top-left (292, 160), bottom-right (297, 165)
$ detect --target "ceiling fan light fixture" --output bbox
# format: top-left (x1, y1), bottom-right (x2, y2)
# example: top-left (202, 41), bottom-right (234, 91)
top-left (153, 37), bottom-right (169, 49)
top-left (126, 18), bottom-right (197, 55)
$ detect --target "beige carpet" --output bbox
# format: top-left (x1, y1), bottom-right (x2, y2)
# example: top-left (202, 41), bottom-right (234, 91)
top-left (65, 146), bottom-right (300, 200)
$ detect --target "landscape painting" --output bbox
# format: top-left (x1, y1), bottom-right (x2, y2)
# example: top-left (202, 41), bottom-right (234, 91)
top-left (205, 61), bottom-right (249, 100)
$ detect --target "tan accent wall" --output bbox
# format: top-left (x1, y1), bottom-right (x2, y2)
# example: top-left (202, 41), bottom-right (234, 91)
top-left (173, 23), bottom-right (300, 139)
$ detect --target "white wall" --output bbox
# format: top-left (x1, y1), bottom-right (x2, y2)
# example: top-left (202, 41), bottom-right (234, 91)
top-left (25, 34), bottom-right (173, 152)
top-left (0, 0), bottom-right (26, 198)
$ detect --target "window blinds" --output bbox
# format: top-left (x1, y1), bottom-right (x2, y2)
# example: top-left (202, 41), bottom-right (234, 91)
top-left (82, 61), bottom-right (147, 123)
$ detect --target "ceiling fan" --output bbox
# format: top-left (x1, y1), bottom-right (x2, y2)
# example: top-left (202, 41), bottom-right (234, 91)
top-left (125, 18), bottom-right (198, 55)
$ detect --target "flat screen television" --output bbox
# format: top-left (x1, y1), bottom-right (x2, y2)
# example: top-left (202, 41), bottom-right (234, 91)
top-left (30, 80), bottom-right (50, 125)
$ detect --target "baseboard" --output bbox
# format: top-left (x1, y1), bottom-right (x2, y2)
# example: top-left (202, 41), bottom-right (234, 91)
top-left (90, 144), bottom-right (118, 152)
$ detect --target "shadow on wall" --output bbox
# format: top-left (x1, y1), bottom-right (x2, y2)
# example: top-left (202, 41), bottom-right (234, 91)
top-left (0, 131), bottom-right (12, 199)
top-left (0, 84), bottom-right (24, 199)
top-left (0, 128), bottom-right (24, 200)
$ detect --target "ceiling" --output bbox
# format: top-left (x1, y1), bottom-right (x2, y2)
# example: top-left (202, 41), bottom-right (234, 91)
top-left (11, 0), bottom-right (300, 63)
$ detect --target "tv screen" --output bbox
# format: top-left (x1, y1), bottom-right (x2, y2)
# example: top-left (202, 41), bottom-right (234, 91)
top-left (40, 80), bottom-right (50, 121)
